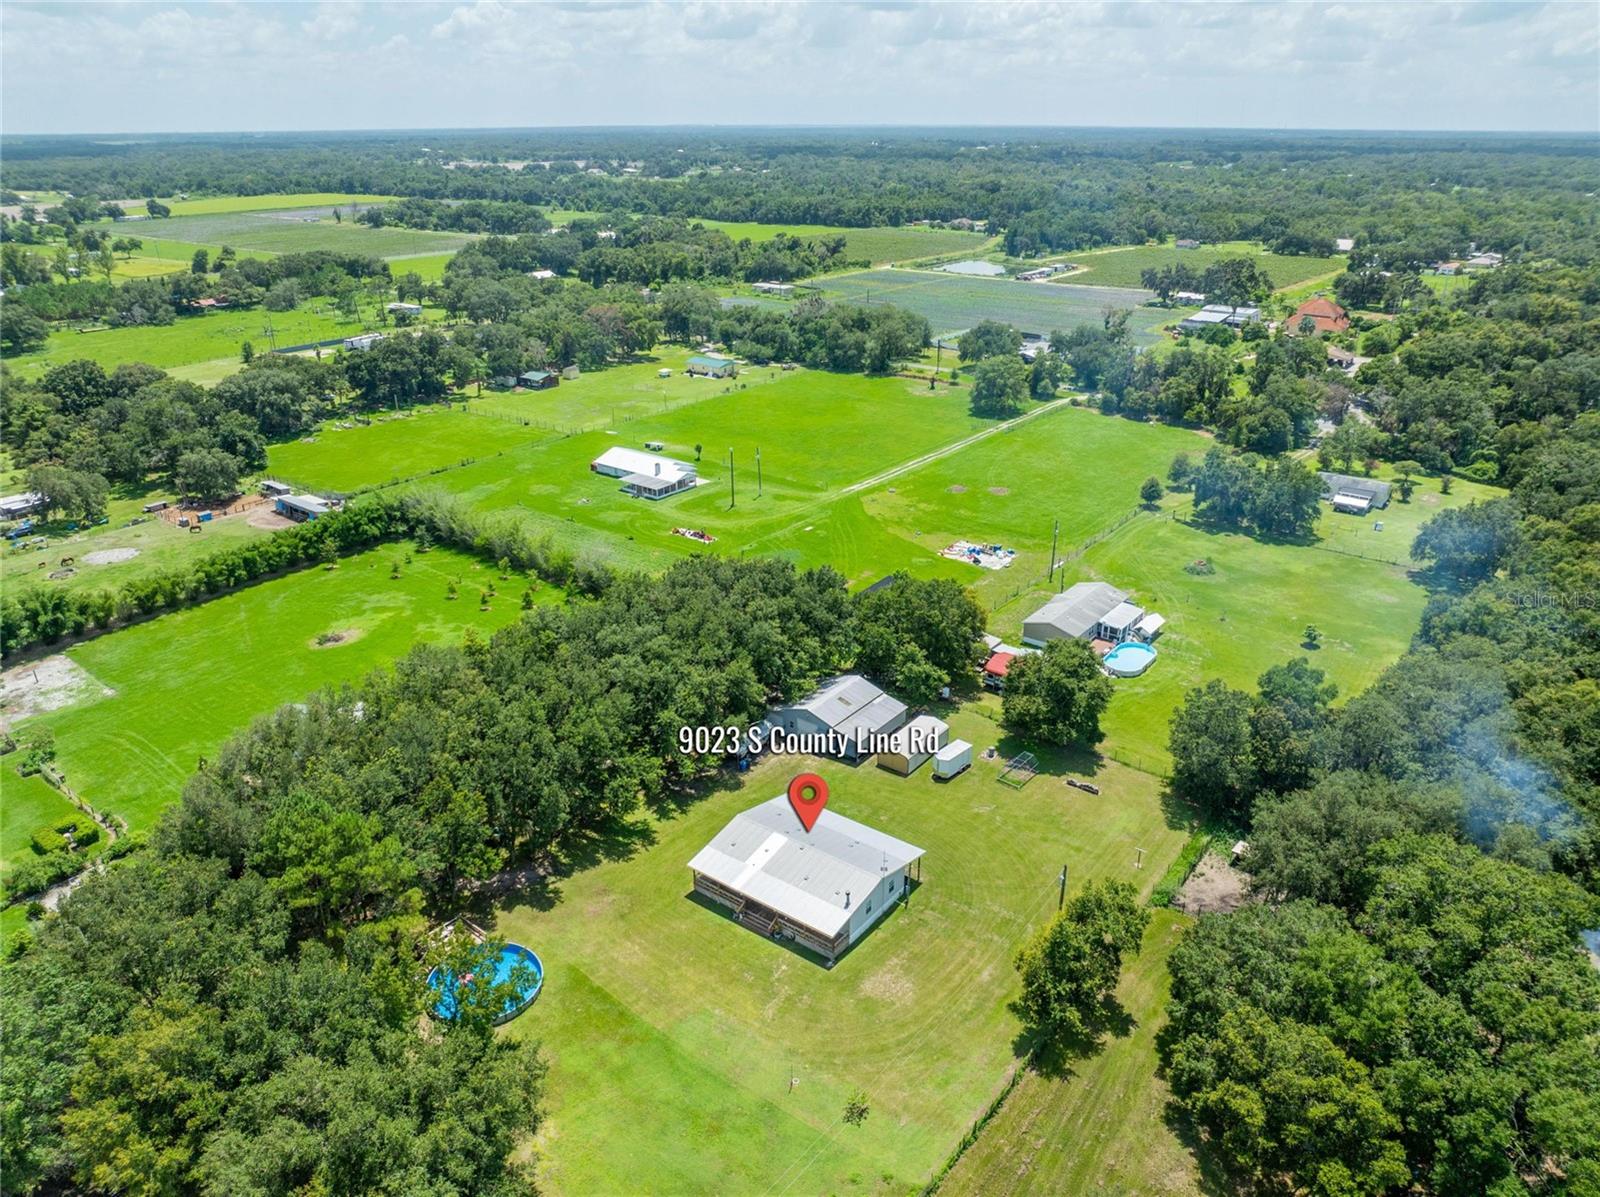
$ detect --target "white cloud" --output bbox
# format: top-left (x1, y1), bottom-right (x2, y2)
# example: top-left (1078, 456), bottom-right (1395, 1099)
top-left (0, 0), bottom-right (1595, 132)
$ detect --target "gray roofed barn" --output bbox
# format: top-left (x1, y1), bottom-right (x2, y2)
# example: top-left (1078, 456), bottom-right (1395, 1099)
top-left (687, 795), bottom-right (924, 961)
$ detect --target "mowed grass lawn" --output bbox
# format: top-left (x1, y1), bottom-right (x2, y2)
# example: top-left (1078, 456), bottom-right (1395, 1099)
top-left (17, 544), bottom-right (542, 832)
top-left (268, 407), bottom-right (555, 493)
top-left (939, 910), bottom-right (1200, 1197)
top-left (694, 220), bottom-right (992, 264)
top-left (1059, 240), bottom-right (1346, 292)
top-left (496, 704), bottom-right (1191, 1196)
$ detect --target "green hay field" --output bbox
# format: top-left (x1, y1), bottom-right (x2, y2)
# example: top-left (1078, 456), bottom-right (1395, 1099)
top-left (494, 705), bottom-right (1191, 1195)
top-left (464, 349), bottom-right (783, 434)
top-left (694, 220), bottom-right (992, 264)
top-left (9, 298), bottom-right (443, 376)
top-left (805, 269), bottom-right (1171, 342)
top-left (162, 193), bottom-right (399, 217)
top-left (268, 407), bottom-right (555, 494)
top-left (390, 371), bottom-right (994, 573)
top-left (13, 543), bottom-right (544, 832)
top-left (1059, 240), bottom-right (1346, 292)
top-left (129, 210), bottom-right (478, 258)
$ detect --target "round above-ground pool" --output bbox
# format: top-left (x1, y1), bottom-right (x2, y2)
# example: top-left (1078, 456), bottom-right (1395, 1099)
top-left (1103, 640), bottom-right (1157, 677)
top-left (427, 942), bottom-right (544, 1026)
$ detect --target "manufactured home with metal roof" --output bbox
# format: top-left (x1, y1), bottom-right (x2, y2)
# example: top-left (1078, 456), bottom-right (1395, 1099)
top-left (687, 795), bottom-right (924, 962)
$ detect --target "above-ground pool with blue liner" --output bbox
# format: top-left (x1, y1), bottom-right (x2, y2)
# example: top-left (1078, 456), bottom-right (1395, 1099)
top-left (1103, 640), bottom-right (1157, 677)
top-left (427, 942), bottom-right (544, 1025)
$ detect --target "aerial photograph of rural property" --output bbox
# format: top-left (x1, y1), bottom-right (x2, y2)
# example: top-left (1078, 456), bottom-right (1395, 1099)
top-left (1, 1), bottom-right (1598, 1194)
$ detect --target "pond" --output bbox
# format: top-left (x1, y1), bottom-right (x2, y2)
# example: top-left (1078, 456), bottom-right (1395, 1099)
top-left (939, 259), bottom-right (1006, 276)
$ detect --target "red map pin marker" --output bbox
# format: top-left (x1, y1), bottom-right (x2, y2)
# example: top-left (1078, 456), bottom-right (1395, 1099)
top-left (787, 773), bottom-right (829, 832)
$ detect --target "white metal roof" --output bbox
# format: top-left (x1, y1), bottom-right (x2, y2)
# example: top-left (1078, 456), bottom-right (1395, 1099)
top-left (1101, 601), bottom-right (1145, 631)
top-left (687, 795), bottom-right (924, 937)
top-left (592, 446), bottom-right (696, 483)
top-left (935, 739), bottom-right (972, 762)
top-left (1136, 612), bottom-right (1167, 635)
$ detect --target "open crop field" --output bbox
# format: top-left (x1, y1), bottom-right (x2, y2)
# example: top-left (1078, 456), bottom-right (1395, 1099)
top-left (807, 269), bottom-right (1169, 342)
top-left (1059, 240), bottom-right (1346, 292)
top-left (495, 705), bottom-right (1192, 1196)
top-left (695, 219), bottom-right (992, 264)
top-left (128, 210), bottom-right (478, 258)
top-left (8, 298), bottom-right (443, 376)
top-left (268, 407), bottom-right (555, 494)
top-left (11, 543), bottom-right (545, 832)
top-left (938, 909), bottom-right (1200, 1196)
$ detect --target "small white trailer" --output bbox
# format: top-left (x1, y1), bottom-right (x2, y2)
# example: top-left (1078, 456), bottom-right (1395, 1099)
top-left (932, 739), bottom-right (973, 781)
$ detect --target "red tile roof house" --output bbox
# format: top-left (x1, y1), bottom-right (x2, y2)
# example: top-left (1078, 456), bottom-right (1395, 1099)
top-left (1286, 297), bottom-right (1349, 335)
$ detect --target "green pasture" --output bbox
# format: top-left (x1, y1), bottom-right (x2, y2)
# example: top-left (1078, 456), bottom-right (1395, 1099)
top-left (268, 407), bottom-right (554, 494)
top-left (693, 220), bottom-right (992, 264)
top-left (390, 251), bottom-right (458, 282)
top-left (805, 269), bottom-right (1170, 343)
top-left (394, 371), bottom-right (993, 572)
top-left (1057, 240), bottom-right (1346, 292)
top-left (127, 211), bottom-right (477, 259)
top-left (162, 193), bottom-right (399, 217)
top-left (14, 543), bottom-right (543, 832)
top-left (495, 705), bottom-right (1190, 1195)
top-left (8, 297), bottom-right (440, 376)
top-left (939, 909), bottom-right (1200, 1197)
top-left (464, 349), bottom-right (781, 434)
top-left (0, 769), bottom-right (100, 879)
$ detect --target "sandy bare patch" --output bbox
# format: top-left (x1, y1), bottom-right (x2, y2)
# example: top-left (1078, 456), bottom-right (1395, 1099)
top-left (247, 510), bottom-right (295, 530)
top-left (858, 957), bottom-right (914, 1005)
top-left (1173, 851), bottom-right (1254, 915)
top-left (1, 655), bottom-right (114, 724)
top-left (988, 486), bottom-right (1010, 496)
top-left (309, 627), bottom-right (366, 650)
top-left (947, 484), bottom-right (968, 493)
top-left (83, 547), bottom-right (140, 565)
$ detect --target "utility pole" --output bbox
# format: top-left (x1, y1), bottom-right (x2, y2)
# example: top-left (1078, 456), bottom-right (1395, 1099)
top-left (756, 447), bottom-right (762, 498)
top-left (728, 448), bottom-right (735, 509)
top-left (932, 340), bottom-right (942, 389)
top-left (1057, 865), bottom-right (1068, 911)
top-left (1048, 518), bottom-right (1059, 584)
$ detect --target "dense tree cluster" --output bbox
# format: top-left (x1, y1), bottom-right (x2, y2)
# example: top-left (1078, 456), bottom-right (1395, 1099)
top-left (851, 573), bottom-right (986, 704)
top-left (1184, 446), bottom-right (1324, 539)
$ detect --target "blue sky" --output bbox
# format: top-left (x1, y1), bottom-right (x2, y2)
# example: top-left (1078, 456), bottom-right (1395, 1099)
top-left (2, 1), bottom-right (1596, 135)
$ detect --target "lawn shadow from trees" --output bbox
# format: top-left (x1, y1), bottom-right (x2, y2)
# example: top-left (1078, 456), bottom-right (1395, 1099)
top-left (1008, 992), bottom-right (1140, 1081)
